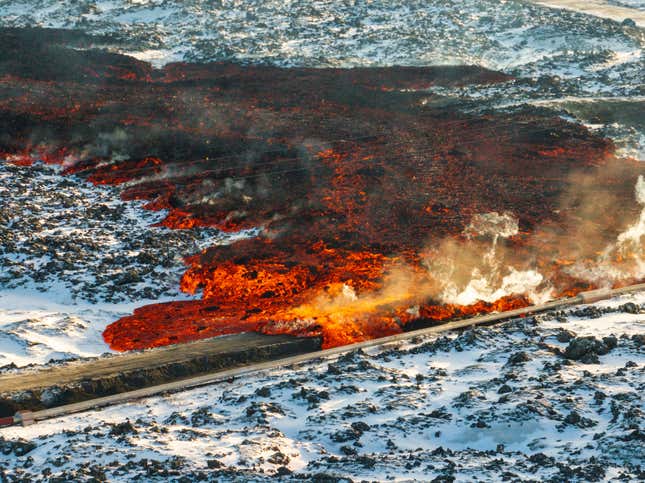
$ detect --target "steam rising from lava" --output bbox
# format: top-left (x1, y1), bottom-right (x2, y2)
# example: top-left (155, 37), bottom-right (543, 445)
top-left (569, 175), bottom-right (645, 283)
top-left (2, 27), bottom-right (643, 350)
top-left (424, 211), bottom-right (546, 306)
top-left (287, 170), bottom-right (645, 342)
top-left (424, 168), bottom-right (645, 306)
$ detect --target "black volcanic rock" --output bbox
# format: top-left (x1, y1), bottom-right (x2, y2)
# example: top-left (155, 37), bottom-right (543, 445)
top-left (564, 336), bottom-right (615, 363)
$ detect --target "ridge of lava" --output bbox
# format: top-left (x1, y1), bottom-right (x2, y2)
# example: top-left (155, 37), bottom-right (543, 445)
top-left (1, 27), bottom-right (643, 351)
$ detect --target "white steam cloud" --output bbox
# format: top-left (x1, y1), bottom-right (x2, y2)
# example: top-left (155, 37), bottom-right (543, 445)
top-left (426, 211), bottom-right (548, 305)
top-left (568, 175), bottom-right (645, 284)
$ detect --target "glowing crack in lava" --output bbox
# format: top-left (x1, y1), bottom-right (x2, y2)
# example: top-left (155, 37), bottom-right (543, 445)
top-left (1, 28), bottom-right (643, 350)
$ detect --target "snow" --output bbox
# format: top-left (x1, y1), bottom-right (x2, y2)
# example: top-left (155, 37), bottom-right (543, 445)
top-left (0, 288), bottom-right (190, 367)
top-left (610, 0), bottom-right (645, 10)
top-left (0, 0), bottom-right (642, 479)
top-left (528, 0), bottom-right (645, 23)
top-left (127, 48), bottom-right (183, 68)
top-left (0, 161), bottom-right (251, 367)
top-left (1, 292), bottom-right (643, 480)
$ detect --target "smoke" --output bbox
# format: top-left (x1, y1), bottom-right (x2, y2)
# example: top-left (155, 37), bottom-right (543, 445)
top-left (298, 264), bottom-right (429, 315)
top-left (295, 163), bottom-right (645, 323)
top-left (423, 211), bottom-right (550, 306)
top-left (427, 168), bottom-right (645, 306)
top-left (91, 128), bottom-right (130, 158)
top-left (285, 263), bottom-right (434, 334)
top-left (463, 211), bottom-right (518, 239)
top-left (59, 128), bottom-right (133, 170)
top-left (567, 174), bottom-right (645, 284)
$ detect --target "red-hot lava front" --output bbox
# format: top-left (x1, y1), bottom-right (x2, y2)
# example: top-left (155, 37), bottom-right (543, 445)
top-left (2, 28), bottom-right (643, 350)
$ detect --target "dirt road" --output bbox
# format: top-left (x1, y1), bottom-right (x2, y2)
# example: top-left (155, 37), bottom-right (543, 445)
top-left (0, 333), bottom-right (320, 403)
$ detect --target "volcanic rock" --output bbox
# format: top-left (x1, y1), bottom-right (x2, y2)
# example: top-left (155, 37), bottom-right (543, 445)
top-left (563, 411), bottom-right (597, 428)
top-left (618, 302), bottom-right (640, 314)
top-left (564, 336), bottom-right (615, 363)
top-left (331, 427), bottom-right (363, 443)
top-left (0, 437), bottom-right (37, 457)
top-left (350, 421), bottom-right (370, 434)
top-left (555, 328), bottom-right (577, 343)
top-left (109, 420), bottom-right (138, 436)
top-left (497, 384), bottom-right (513, 394)
top-left (507, 351), bottom-right (531, 365)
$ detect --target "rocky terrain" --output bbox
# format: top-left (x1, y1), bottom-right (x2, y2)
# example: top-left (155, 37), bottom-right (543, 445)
top-left (0, 160), bottom-right (249, 366)
top-left (0, 1), bottom-right (643, 481)
top-left (0, 0), bottom-right (642, 95)
top-left (0, 162), bottom-right (236, 304)
top-left (0, 293), bottom-right (643, 481)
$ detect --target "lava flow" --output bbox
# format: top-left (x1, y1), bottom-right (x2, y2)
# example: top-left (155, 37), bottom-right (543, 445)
top-left (1, 27), bottom-right (644, 350)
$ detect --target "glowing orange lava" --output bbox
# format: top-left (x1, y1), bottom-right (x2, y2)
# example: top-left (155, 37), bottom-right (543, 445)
top-left (2, 27), bottom-right (643, 351)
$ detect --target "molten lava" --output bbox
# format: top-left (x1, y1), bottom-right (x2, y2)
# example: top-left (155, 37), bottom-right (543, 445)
top-left (2, 27), bottom-right (643, 350)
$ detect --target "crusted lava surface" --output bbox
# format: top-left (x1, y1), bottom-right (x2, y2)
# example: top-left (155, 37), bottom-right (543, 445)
top-left (0, 28), bottom-right (641, 351)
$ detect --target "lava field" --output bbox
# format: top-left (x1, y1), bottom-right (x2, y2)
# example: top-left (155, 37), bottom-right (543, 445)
top-left (1, 27), bottom-right (643, 352)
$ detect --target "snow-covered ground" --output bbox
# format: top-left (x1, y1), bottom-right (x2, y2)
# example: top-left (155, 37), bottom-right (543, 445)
top-left (528, 0), bottom-right (645, 25)
top-left (607, 0), bottom-right (645, 11)
top-left (0, 1), bottom-right (643, 480)
top-left (0, 161), bottom-right (246, 367)
top-left (1, 293), bottom-right (643, 481)
top-left (0, 0), bottom-right (642, 98)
